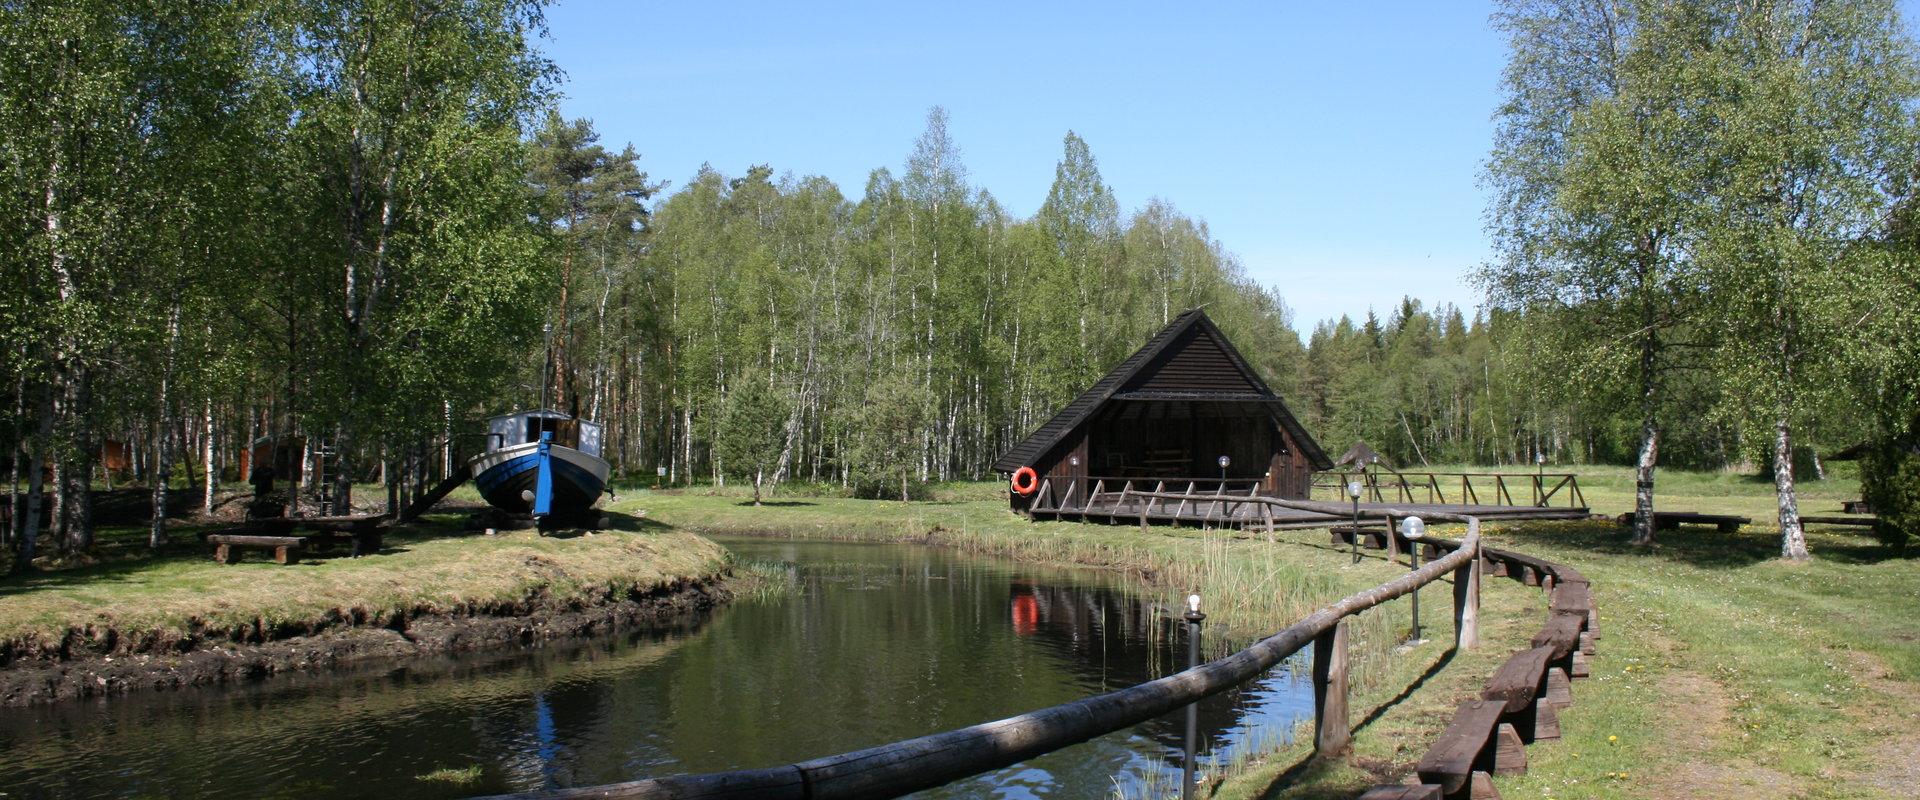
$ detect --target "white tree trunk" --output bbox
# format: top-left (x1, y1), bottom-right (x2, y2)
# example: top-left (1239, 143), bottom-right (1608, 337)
top-left (201, 397), bottom-right (215, 515)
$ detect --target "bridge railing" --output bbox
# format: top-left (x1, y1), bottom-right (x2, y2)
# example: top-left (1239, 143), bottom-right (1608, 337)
top-left (1311, 470), bottom-right (1586, 509)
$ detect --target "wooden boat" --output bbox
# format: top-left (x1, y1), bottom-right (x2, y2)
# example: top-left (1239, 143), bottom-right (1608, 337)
top-left (468, 409), bottom-right (610, 517)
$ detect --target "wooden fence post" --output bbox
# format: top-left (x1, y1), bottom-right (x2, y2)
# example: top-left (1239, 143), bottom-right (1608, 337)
top-left (1454, 540), bottom-right (1481, 650)
top-left (1313, 619), bottom-right (1352, 755)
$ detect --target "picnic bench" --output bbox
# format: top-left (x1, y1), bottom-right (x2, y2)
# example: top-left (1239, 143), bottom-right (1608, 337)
top-left (1615, 511), bottom-right (1750, 532)
top-left (1800, 515), bottom-right (1879, 528)
top-left (205, 514), bottom-right (386, 564)
top-left (208, 534), bottom-right (305, 565)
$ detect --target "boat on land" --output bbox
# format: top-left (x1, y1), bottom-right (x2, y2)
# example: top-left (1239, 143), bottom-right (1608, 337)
top-left (469, 409), bottom-right (610, 518)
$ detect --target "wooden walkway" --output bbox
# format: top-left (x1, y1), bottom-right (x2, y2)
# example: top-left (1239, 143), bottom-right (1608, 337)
top-left (1026, 479), bottom-right (1591, 529)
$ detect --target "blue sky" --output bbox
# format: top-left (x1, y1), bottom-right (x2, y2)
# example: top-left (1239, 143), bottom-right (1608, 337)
top-left (536, 2), bottom-right (1532, 334)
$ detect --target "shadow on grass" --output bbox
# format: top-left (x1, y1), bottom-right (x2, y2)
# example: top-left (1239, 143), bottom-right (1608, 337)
top-left (0, 514), bottom-right (490, 592)
top-left (1244, 647), bottom-right (1459, 799)
top-left (1492, 519), bottom-right (1912, 569)
top-left (731, 500), bottom-right (818, 508)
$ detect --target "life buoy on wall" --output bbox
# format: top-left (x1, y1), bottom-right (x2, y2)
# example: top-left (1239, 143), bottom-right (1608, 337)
top-left (1010, 466), bottom-right (1040, 496)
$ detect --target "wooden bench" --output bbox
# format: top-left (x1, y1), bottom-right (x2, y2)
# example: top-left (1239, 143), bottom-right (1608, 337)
top-left (1482, 645), bottom-right (1560, 742)
top-left (1800, 515), bottom-right (1879, 528)
top-left (1616, 511), bottom-right (1750, 532)
top-left (208, 534), bottom-right (304, 565)
top-left (1330, 526), bottom-right (1389, 549)
top-left (1415, 699), bottom-right (1527, 798)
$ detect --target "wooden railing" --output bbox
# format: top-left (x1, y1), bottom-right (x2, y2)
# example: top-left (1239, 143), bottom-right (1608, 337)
top-left (1312, 470), bottom-right (1586, 509)
top-left (1028, 477), bottom-right (1264, 517)
top-left (474, 500), bottom-right (1576, 800)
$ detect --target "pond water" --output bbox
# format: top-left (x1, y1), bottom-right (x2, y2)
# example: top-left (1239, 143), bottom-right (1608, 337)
top-left (0, 536), bottom-right (1317, 799)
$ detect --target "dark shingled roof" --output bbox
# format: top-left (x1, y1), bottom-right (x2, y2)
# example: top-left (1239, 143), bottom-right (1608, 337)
top-left (992, 309), bottom-right (1333, 473)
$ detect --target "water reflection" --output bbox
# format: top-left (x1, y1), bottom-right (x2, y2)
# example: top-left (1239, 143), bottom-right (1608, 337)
top-left (0, 537), bottom-right (1316, 799)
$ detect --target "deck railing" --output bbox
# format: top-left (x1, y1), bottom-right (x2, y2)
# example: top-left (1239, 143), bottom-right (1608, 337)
top-left (1311, 470), bottom-right (1585, 509)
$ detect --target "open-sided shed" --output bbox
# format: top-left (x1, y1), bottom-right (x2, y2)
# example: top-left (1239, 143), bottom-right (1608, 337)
top-left (994, 309), bottom-right (1332, 513)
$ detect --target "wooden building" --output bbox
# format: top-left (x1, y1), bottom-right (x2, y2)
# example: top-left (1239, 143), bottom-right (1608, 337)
top-left (994, 309), bottom-right (1331, 515)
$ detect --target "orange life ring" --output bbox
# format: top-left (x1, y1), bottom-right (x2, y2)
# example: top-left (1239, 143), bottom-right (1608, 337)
top-left (1011, 466), bottom-right (1039, 496)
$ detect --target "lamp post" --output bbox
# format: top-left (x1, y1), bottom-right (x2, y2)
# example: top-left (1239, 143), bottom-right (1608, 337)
top-left (1400, 516), bottom-right (1427, 643)
top-left (1217, 454), bottom-right (1231, 486)
top-left (1535, 451), bottom-right (1547, 506)
top-left (1347, 480), bottom-right (1363, 564)
top-left (1182, 593), bottom-right (1206, 800)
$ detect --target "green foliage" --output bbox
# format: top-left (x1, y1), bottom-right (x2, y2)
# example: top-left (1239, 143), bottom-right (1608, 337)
top-left (848, 374), bottom-right (935, 501)
top-left (714, 370), bottom-right (791, 504)
top-left (1862, 418), bottom-right (1920, 548)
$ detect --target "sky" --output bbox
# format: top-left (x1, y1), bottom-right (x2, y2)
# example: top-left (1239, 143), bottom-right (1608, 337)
top-left (536, 2), bottom-right (1518, 334)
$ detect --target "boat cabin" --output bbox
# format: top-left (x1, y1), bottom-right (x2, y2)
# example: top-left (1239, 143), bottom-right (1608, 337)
top-left (486, 410), bottom-right (604, 457)
top-left (994, 309), bottom-right (1332, 514)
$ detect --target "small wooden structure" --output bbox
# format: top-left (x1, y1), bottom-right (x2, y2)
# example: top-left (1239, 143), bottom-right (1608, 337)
top-left (995, 310), bottom-right (1332, 515)
top-left (241, 434), bottom-right (307, 486)
top-left (1334, 440), bottom-right (1393, 471)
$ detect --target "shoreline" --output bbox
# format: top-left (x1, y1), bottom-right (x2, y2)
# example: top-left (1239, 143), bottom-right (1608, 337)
top-left (0, 574), bottom-right (732, 707)
top-left (0, 522), bottom-right (736, 707)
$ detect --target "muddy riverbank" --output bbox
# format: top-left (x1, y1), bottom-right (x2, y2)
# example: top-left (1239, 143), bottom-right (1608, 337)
top-left (0, 575), bottom-right (729, 706)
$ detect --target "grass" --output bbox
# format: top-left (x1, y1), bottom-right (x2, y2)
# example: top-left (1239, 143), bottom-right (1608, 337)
top-left (415, 765), bottom-right (484, 786)
top-left (627, 470), bottom-right (1919, 800)
top-left (0, 507), bottom-right (731, 660)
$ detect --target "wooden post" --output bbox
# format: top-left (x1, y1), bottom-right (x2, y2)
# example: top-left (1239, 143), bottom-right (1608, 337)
top-left (1455, 537), bottom-right (1481, 650)
top-left (1313, 619), bottom-right (1352, 756)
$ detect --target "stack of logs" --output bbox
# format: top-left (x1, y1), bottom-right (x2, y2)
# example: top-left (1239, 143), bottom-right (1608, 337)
top-left (1334, 528), bottom-right (1597, 800)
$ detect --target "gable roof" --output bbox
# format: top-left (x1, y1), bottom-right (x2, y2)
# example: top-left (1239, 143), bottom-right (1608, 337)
top-left (992, 309), bottom-right (1333, 473)
top-left (1335, 441), bottom-right (1393, 470)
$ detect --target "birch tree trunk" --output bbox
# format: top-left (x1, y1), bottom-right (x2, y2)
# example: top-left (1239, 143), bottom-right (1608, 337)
top-left (201, 396), bottom-right (215, 515)
top-left (18, 385), bottom-right (52, 570)
top-left (1631, 321), bottom-right (1660, 547)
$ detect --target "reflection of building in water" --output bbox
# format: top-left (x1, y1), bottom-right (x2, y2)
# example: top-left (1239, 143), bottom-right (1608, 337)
top-left (1006, 578), bottom-right (1310, 765)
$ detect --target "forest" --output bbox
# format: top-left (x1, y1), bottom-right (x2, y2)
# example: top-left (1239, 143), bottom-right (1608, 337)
top-left (5, 0), bottom-right (1920, 568)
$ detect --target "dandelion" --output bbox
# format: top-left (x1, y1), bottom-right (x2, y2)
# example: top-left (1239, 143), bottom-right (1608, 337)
top-left (1608, 735), bottom-right (1618, 742)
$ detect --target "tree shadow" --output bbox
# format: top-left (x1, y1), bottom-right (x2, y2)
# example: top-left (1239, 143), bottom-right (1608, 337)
top-left (731, 500), bottom-right (817, 508)
top-left (1491, 519), bottom-right (1912, 569)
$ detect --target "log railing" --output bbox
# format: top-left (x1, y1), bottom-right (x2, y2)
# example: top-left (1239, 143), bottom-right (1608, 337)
top-left (1312, 470), bottom-right (1586, 510)
top-left (477, 501), bottom-right (1486, 800)
top-left (477, 499), bottom-right (1597, 800)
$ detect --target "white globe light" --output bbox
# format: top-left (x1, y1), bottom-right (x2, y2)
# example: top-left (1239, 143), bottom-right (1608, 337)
top-left (1187, 594), bottom-right (1202, 613)
top-left (1400, 516), bottom-right (1427, 540)
top-left (1347, 481), bottom-right (1363, 499)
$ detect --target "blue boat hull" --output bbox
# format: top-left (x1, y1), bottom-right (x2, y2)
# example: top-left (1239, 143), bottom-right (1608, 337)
top-left (469, 442), bottom-right (609, 515)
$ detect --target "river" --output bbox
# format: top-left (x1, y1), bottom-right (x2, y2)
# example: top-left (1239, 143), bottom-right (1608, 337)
top-left (0, 536), bottom-right (1316, 799)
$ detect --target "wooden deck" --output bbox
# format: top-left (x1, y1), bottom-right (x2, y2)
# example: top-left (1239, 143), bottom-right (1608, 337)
top-left (1025, 478), bottom-right (1592, 529)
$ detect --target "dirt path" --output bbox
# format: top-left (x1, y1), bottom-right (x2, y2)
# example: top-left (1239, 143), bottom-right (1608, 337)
top-left (1841, 650), bottom-right (1920, 798)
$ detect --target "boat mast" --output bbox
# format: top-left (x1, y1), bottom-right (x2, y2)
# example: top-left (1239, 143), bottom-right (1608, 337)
top-left (537, 320), bottom-right (554, 426)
